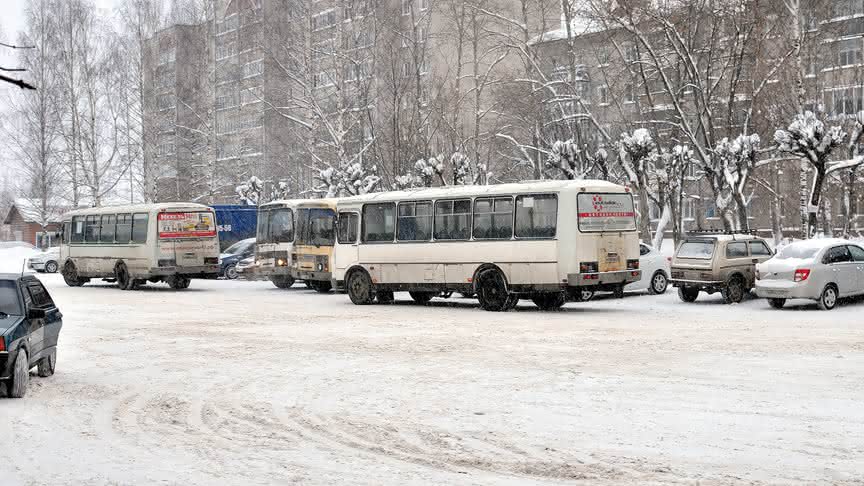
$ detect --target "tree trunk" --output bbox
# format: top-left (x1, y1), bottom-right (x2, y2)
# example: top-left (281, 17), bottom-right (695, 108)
top-left (842, 167), bottom-right (858, 237)
top-left (733, 192), bottom-right (750, 232)
top-left (637, 186), bottom-right (652, 243)
top-left (807, 166), bottom-right (827, 238)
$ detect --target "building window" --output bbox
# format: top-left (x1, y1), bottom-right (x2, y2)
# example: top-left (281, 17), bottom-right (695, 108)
top-left (402, 0), bottom-right (411, 15)
top-left (216, 37), bottom-right (236, 60)
top-left (623, 42), bottom-right (637, 63)
top-left (312, 9), bottom-right (337, 31)
top-left (596, 47), bottom-right (610, 66)
top-left (836, 38), bottom-right (863, 67)
top-left (417, 26), bottom-right (427, 43)
top-left (156, 93), bottom-right (175, 111)
top-left (401, 62), bottom-right (411, 78)
top-left (624, 83), bottom-right (635, 103)
top-left (831, 0), bottom-right (864, 18)
top-left (158, 47), bottom-right (176, 66)
top-left (241, 86), bottom-right (263, 104)
top-left (242, 59), bottom-right (264, 78)
top-left (597, 85), bottom-right (609, 105)
top-left (825, 86), bottom-right (864, 115)
top-left (217, 15), bottom-right (239, 34)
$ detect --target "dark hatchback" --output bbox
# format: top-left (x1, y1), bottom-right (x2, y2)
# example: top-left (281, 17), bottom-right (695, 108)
top-left (1, 274), bottom-right (63, 398)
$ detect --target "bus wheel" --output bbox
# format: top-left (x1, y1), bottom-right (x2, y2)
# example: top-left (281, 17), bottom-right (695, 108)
top-left (168, 276), bottom-right (191, 290)
top-left (409, 291), bottom-right (435, 304)
top-left (311, 280), bottom-right (332, 293)
top-left (476, 268), bottom-right (515, 312)
top-left (272, 276), bottom-right (295, 289)
top-left (115, 263), bottom-right (139, 290)
top-left (532, 292), bottom-right (566, 310)
top-left (347, 270), bottom-right (374, 305)
top-left (62, 262), bottom-right (86, 287)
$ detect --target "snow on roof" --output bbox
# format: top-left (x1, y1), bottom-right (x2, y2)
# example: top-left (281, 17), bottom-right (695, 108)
top-left (4, 199), bottom-right (67, 225)
top-left (529, 16), bottom-right (606, 45)
top-left (260, 198), bottom-right (339, 210)
top-left (62, 202), bottom-right (213, 219)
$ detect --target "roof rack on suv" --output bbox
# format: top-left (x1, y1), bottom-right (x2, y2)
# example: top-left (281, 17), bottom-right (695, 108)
top-left (688, 229), bottom-right (758, 239)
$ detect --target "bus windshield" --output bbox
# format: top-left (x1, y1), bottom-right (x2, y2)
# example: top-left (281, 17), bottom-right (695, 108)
top-left (577, 193), bottom-right (637, 232)
top-left (267, 208), bottom-right (295, 243)
top-left (296, 208), bottom-right (336, 247)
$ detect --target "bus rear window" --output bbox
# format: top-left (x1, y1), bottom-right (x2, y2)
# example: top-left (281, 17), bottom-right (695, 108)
top-left (158, 212), bottom-right (216, 239)
top-left (577, 193), bottom-right (636, 232)
top-left (677, 240), bottom-right (716, 259)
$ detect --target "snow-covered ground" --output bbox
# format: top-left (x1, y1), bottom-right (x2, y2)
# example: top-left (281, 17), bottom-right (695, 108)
top-left (4, 274), bottom-right (864, 485)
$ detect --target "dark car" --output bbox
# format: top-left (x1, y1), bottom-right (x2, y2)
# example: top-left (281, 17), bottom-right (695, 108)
top-left (219, 238), bottom-right (256, 279)
top-left (1, 274), bottom-right (63, 398)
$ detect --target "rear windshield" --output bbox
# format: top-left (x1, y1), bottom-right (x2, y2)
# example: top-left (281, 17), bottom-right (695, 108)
top-left (0, 280), bottom-right (22, 316)
top-left (577, 193), bottom-right (637, 232)
top-left (777, 245), bottom-right (820, 260)
top-left (677, 240), bottom-right (716, 259)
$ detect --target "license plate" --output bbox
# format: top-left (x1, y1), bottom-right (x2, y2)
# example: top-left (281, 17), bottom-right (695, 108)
top-left (606, 253), bottom-right (619, 263)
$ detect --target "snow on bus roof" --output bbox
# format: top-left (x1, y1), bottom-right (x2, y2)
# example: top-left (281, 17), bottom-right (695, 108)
top-left (62, 202), bottom-right (213, 219)
top-left (259, 198), bottom-right (339, 209)
top-left (337, 180), bottom-right (625, 205)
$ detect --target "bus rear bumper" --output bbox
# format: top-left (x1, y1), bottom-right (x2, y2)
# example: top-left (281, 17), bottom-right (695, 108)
top-left (568, 270), bottom-right (641, 290)
top-left (149, 265), bottom-right (220, 279)
top-left (293, 270), bottom-right (332, 282)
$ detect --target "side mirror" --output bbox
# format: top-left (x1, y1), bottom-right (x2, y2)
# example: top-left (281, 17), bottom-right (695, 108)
top-left (28, 308), bottom-right (46, 319)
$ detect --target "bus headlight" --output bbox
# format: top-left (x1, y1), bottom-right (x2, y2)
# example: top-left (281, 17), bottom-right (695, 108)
top-left (277, 258), bottom-right (287, 266)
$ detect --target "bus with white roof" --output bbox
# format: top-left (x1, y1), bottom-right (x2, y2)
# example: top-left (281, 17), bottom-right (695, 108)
top-left (332, 180), bottom-right (641, 311)
top-left (59, 203), bottom-right (220, 290)
top-left (256, 199), bottom-right (337, 291)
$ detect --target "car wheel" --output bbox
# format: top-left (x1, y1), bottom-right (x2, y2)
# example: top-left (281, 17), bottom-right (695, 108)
top-left (409, 291), bottom-right (436, 304)
top-left (577, 289), bottom-right (594, 302)
top-left (768, 298), bottom-right (786, 309)
top-left (648, 271), bottom-right (668, 295)
top-left (62, 261), bottom-right (86, 287)
top-left (347, 270), bottom-right (374, 305)
top-left (722, 277), bottom-right (745, 304)
top-left (678, 286), bottom-right (699, 303)
top-left (224, 264), bottom-right (239, 280)
top-left (476, 268), bottom-right (516, 312)
top-left (271, 276), bottom-right (295, 289)
top-left (532, 292), bottom-right (566, 310)
top-left (45, 261), bottom-right (58, 273)
top-left (8, 348), bottom-right (29, 398)
top-left (817, 284), bottom-right (838, 311)
top-left (37, 348), bottom-right (56, 377)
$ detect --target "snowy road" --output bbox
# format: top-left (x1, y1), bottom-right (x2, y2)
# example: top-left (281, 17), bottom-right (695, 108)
top-left (4, 274), bottom-right (864, 485)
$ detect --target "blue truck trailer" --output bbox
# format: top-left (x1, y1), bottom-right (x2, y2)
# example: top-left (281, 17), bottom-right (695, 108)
top-left (212, 205), bottom-right (258, 251)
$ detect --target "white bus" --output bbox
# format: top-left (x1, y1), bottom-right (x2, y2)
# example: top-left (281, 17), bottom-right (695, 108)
top-left (59, 203), bottom-right (220, 290)
top-left (255, 199), bottom-right (338, 290)
top-left (332, 180), bottom-right (641, 311)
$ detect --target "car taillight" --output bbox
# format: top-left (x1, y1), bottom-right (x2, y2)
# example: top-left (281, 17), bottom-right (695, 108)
top-left (580, 261), bottom-right (598, 273)
top-left (627, 259), bottom-right (639, 270)
top-left (794, 268), bottom-right (811, 282)
top-left (0, 338), bottom-right (5, 352)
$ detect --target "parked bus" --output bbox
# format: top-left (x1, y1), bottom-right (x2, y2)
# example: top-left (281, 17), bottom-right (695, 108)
top-left (59, 203), bottom-right (220, 290)
top-left (256, 199), bottom-right (337, 292)
top-left (332, 180), bottom-right (641, 311)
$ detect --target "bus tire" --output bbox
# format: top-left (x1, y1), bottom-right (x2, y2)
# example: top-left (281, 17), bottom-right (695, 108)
top-left (347, 269), bottom-right (374, 305)
top-left (115, 263), bottom-right (139, 290)
top-left (409, 291), bottom-right (435, 304)
top-left (168, 276), bottom-right (191, 290)
top-left (476, 267), bottom-right (516, 312)
top-left (62, 261), bottom-right (86, 287)
top-left (272, 276), bottom-right (295, 289)
top-left (532, 292), bottom-right (566, 310)
top-left (8, 348), bottom-right (29, 398)
top-left (311, 280), bottom-right (332, 293)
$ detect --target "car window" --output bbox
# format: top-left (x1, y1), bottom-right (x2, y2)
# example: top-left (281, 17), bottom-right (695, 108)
top-left (848, 245), bottom-right (864, 262)
top-left (26, 282), bottom-right (55, 309)
top-left (749, 241), bottom-right (772, 257)
top-left (639, 244), bottom-right (650, 256)
top-left (726, 242), bottom-right (748, 258)
top-left (823, 246), bottom-right (852, 264)
top-left (0, 280), bottom-right (22, 315)
top-left (677, 240), bottom-right (715, 259)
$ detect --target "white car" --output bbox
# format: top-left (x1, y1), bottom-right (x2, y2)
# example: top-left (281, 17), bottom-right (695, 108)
top-left (28, 247), bottom-right (61, 273)
top-left (755, 238), bottom-right (864, 310)
top-left (582, 243), bottom-right (671, 300)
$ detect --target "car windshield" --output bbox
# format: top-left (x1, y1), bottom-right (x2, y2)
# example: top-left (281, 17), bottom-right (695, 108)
top-left (777, 245), bottom-right (821, 260)
top-left (224, 239), bottom-right (253, 255)
top-left (677, 240), bottom-right (716, 259)
top-left (0, 280), bottom-right (22, 316)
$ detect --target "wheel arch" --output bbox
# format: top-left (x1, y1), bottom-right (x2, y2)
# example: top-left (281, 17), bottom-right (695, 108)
top-left (471, 263), bottom-right (508, 292)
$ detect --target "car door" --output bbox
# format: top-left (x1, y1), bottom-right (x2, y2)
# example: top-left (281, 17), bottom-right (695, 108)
top-left (21, 280), bottom-right (44, 361)
top-left (846, 245), bottom-right (864, 294)
top-left (823, 246), bottom-right (857, 296)
top-left (724, 241), bottom-right (752, 284)
top-left (25, 280), bottom-right (62, 357)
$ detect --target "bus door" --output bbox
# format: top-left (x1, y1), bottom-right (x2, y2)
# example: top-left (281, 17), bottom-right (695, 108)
top-left (157, 211), bottom-right (218, 267)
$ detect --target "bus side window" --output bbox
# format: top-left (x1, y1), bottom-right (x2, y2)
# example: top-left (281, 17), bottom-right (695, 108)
top-left (473, 197), bottom-right (513, 240)
top-left (116, 214), bottom-right (133, 244)
top-left (84, 215), bottom-right (100, 243)
top-left (397, 201), bottom-right (432, 241)
top-left (132, 213), bottom-right (149, 243)
top-left (99, 215), bottom-right (116, 243)
top-left (71, 217), bottom-right (85, 243)
top-left (362, 203), bottom-right (395, 242)
top-left (338, 212), bottom-right (359, 244)
top-left (434, 199), bottom-right (471, 240)
top-left (515, 194), bottom-right (557, 238)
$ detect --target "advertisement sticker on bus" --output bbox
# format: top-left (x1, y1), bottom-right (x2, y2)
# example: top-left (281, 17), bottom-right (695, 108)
top-left (577, 193), bottom-right (637, 232)
top-left (158, 212), bottom-right (217, 238)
